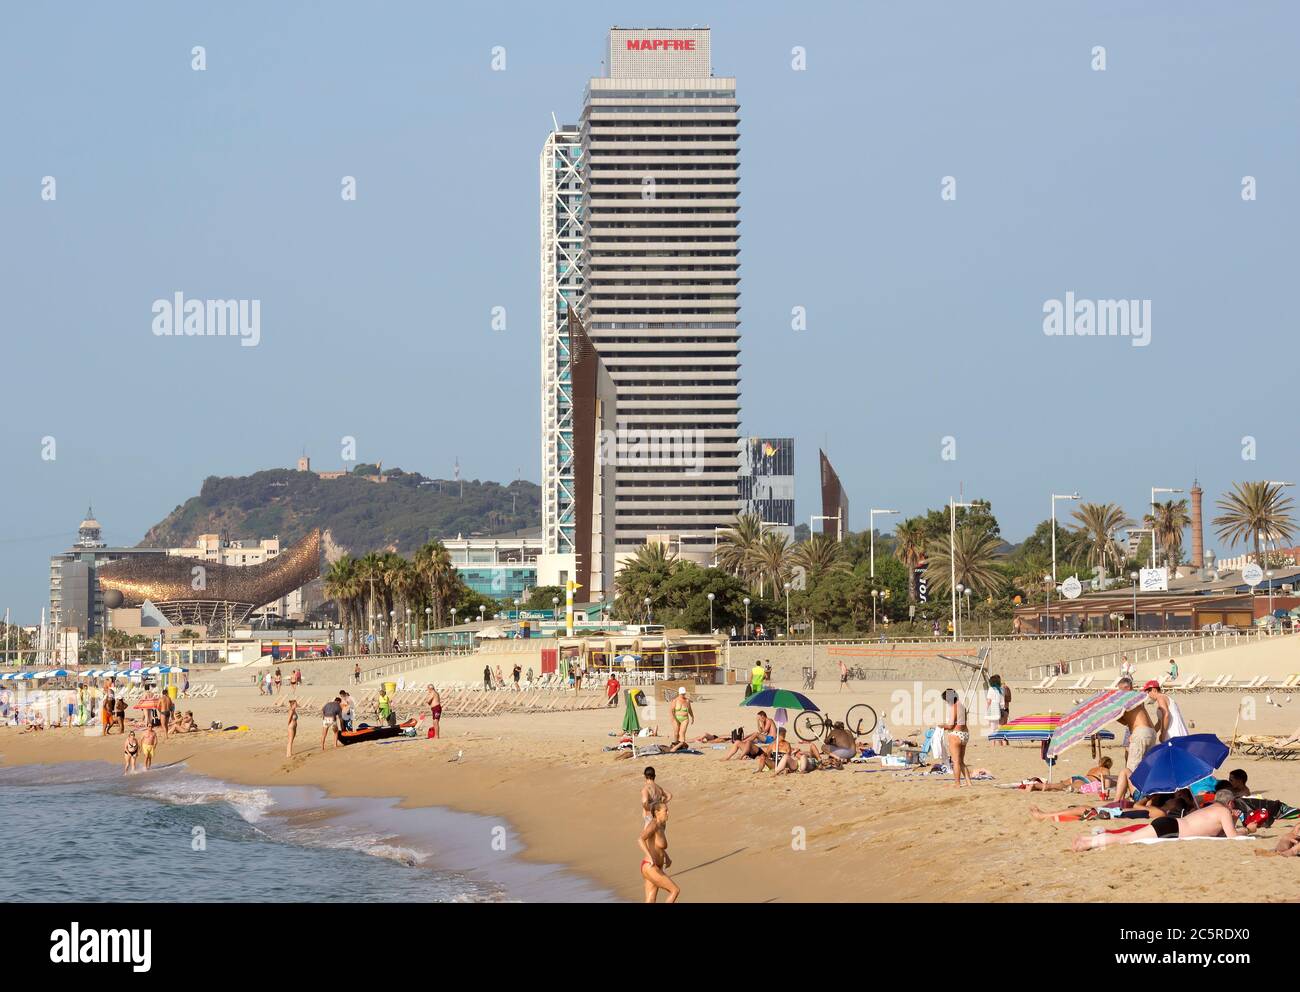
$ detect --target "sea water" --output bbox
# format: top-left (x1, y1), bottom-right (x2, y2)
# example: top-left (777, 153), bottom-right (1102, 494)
top-left (0, 761), bottom-right (613, 903)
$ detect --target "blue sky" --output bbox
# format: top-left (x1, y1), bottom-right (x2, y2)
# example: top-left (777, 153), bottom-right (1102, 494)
top-left (1, 1), bottom-right (1296, 620)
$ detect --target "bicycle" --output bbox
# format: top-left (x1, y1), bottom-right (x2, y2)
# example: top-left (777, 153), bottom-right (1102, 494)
top-left (794, 703), bottom-right (878, 742)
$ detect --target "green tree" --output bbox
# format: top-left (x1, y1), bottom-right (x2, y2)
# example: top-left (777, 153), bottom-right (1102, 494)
top-left (613, 543), bottom-right (680, 622)
top-left (924, 527), bottom-right (1005, 598)
top-left (1213, 481), bottom-right (1296, 566)
top-left (1070, 502), bottom-right (1133, 576)
top-left (1144, 499), bottom-right (1190, 572)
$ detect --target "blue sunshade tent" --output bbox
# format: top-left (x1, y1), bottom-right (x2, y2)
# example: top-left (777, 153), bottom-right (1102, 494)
top-left (1130, 733), bottom-right (1230, 795)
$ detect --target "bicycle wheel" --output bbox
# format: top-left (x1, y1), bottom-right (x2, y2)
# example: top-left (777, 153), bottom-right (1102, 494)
top-left (846, 703), bottom-right (878, 737)
top-left (793, 710), bottom-right (824, 742)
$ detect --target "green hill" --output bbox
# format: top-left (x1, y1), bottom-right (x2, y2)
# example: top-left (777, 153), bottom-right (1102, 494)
top-left (140, 466), bottom-right (540, 556)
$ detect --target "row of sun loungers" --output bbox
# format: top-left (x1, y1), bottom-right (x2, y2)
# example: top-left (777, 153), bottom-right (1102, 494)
top-left (255, 682), bottom-right (610, 718)
top-left (1233, 735), bottom-right (1300, 759)
top-left (1022, 673), bottom-right (1300, 694)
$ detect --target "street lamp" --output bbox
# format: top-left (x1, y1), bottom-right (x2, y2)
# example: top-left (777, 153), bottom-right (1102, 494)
top-left (871, 588), bottom-right (880, 632)
top-left (707, 591), bottom-right (715, 633)
top-left (424, 606), bottom-right (431, 646)
top-left (955, 583), bottom-right (964, 639)
top-left (1051, 492), bottom-right (1079, 585)
top-left (783, 582), bottom-right (791, 638)
top-left (644, 597), bottom-right (652, 624)
top-left (869, 508), bottom-right (899, 578)
top-left (1130, 570), bottom-right (1139, 632)
top-left (478, 604), bottom-right (485, 624)
top-left (1150, 487), bottom-right (1185, 569)
top-left (1267, 569), bottom-right (1275, 622)
top-left (810, 512), bottom-right (843, 543)
top-left (1043, 575), bottom-right (1054, 635)
top-left (949, 498), bottom-right (975, 641)
top-left (743, 597), bottom-right (751, 640)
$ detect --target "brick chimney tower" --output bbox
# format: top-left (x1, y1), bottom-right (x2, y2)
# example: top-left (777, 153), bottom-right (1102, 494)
top-left (1190, 480), bottom-right (1204, 571)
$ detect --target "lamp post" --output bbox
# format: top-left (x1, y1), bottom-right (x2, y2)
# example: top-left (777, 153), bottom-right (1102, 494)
top-left (1267, 569), bottom-right (1275, 623)
top-left (949, 498), bottom-right (975, 641)
top-left (743, 597), bottom-right (751, 640)
top-left (955, 583), bottom-right (964, 639)
top-left (1130, 571), bottom-right (1139, 632)
top-left (1150, 486), bottom-right (1185, 568)
top-left (389, 610), bottom-right (396, 651)
top-left (1051, 492), bottom-right (1079, 585)
top-left (783, 582), bottom-right (791, 638)
top-left (871, 588), bottom-right (879, 632)
top-left (1043, 575), bottom-right (1053, 635)
top-left (478, 604), bottom-right (485, 625)
top-left (869, 508), bottom-right (899, 578)
top-left (424, 606), bottom-right (431, 648)
top-left (644, 597), bottom-right (652, 624)
top-left (707, 591), bottom-right (715, 633)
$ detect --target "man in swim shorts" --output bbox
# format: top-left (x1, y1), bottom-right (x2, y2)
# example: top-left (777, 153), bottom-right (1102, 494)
top-left (141, 726), bottom-right (158, 771)
top-left (1114, 677), bottom-right (1158, 801)
top-left (1072, 790), bottom-right (1245, 851)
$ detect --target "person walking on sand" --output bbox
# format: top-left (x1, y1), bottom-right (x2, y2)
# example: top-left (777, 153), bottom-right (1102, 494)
top-left (321, 697), bottom-right (342, 751)
top-left (483, 664), bottom-right (493, 691)
top-left (839, 658), bottom-right (849, 691)
top-left (157, 686), bottom-right (174, 739)
top-left (141, 725), bottom-right (158, 771)
top-left (115, 694), bottom-right (127, 735)
top-left (512, 664), bottom-right (521, 689)
top-left (123, 731), bottom-right (139, 774)
top-left (606, 672), bottom-right (621, 707)
top-left (425, 685), bottom-right (442, 739)
top-left (353, 662), bottom-right (362, 685)
top-left (639, 801), bottom-right (679, 903)
top-left (670, 687), bottom-right (693, 746)
top-left (941, 688), bottom-right (970, 787)
top-left (286, 699), bottom-right (298, 757)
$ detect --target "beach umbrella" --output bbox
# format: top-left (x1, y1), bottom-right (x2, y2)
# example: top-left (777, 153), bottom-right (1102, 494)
top-left (740, 687), bottom-right (818, 712)
top-left (989, 713), bottom-right (1113, 782)
top-left (1130, 734), bottom-right (1229, 796)
top-left (1047, 689), bottom-right (1146, 758)
top-left (621, 689), bottom-right (641, 735)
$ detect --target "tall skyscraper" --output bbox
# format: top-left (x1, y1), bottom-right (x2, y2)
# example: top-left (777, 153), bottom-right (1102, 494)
top-left (571, 27), bottom-right (742, 565)
top-left (539, 125), bottom-right (584, 564)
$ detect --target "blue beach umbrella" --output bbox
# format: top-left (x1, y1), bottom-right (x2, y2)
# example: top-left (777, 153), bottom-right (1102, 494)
top-left (1130, 733), bottom-right (1230, 795)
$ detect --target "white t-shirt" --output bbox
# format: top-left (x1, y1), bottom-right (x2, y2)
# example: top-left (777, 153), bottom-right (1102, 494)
top-left (985, 687), bottom-right (1005, 722)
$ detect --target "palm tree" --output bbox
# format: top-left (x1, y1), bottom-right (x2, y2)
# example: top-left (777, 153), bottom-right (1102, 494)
top-left (414, 540), bottom-right (456, 628)
top-left (385, 555), bottom-right (419, 645)
top-left (614, 542), bottom-right (680, 621)
top-left (1144, 499), bottom-right (1190, 571)
top-left (324, 555), bottom-right (361, 653)
top-left (892, 518), bottom-right (928, 601)
top-left (790, 533), bottom-right (848, 586)
top-left (924, 527), bottom-right (1004, 598)
top-left (1070, 502), bottom-right (1133, 577)
top-left (749, 531), bottom-right (793, 595)
top-left (715, 512), bottom-right (764, 586)
top-left (1213, 481), bottom-right (1297, 566)
top-left (355, 552), bottom-right (388, 643)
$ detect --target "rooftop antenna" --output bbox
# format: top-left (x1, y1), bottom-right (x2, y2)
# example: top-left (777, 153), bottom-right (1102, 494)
top-left (454, 457), bottom-right (463, 499)
top-left (550, 111), bottom-right (560, 132)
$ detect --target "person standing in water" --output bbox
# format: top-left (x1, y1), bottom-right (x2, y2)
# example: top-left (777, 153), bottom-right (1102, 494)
top-left (639, 801), bottom-right (679, 903)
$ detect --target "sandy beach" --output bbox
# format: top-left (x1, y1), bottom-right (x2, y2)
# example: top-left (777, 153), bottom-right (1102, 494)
top-left (4, 675), bottom-right (1299, 902)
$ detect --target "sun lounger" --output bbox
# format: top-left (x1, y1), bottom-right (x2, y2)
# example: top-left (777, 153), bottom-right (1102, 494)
top-left (1181, 674), bottom-right (1202, 690)
top-left (1065, 676), bottom-right (1086, 691)
top-left (1027, 676), bottom-right (1051, 691)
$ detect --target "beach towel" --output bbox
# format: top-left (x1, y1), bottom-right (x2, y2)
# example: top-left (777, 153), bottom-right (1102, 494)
top-left (1129, 835), bottom-right (1256, 845)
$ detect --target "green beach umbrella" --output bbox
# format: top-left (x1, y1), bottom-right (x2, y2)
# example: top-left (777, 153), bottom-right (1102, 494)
top-left (741, 688), bottom-right (818, 769)
top-left (621, 689), bottom-right (641, 734)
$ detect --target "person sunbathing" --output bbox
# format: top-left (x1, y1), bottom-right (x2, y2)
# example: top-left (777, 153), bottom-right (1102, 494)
top-left (1020, 758), bottom-right (1114, 794)
top-left (1031, 792), bottom-right (1190, 823)
top-left (773, 740), bottom-right (842, 774)
top-left (721, 711), bottom-right (777, 761)
top-left (1072, 790), bottom-right (1245, 851)
top-left (752, 727), bottom-right (794, 772)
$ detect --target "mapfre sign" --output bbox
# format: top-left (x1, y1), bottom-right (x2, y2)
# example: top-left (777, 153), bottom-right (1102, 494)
top-left (626, 38), bottom-right (696, 51)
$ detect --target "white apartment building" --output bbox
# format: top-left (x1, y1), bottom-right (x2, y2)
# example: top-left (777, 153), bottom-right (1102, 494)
top-left (570, 27), bottom-right (742, 565)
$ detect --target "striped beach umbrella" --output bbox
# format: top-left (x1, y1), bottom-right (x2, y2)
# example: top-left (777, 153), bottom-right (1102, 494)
top-left (989, 713), bottom-right (1116, 743)
top-left (1047, 689), bottom-right (1146, 758)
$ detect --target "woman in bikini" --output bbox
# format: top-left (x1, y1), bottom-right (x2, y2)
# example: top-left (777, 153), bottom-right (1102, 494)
top-left (941, 689), bottom-right (970, 787)
top-left (1021, 757), bottom-right (1114, 794)
top-left (123, 731), bottom-right (139, 774)
top-left (286, 699), bottom-right (299, 757)
top-left (639, 801), bottom-right (679, 903)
